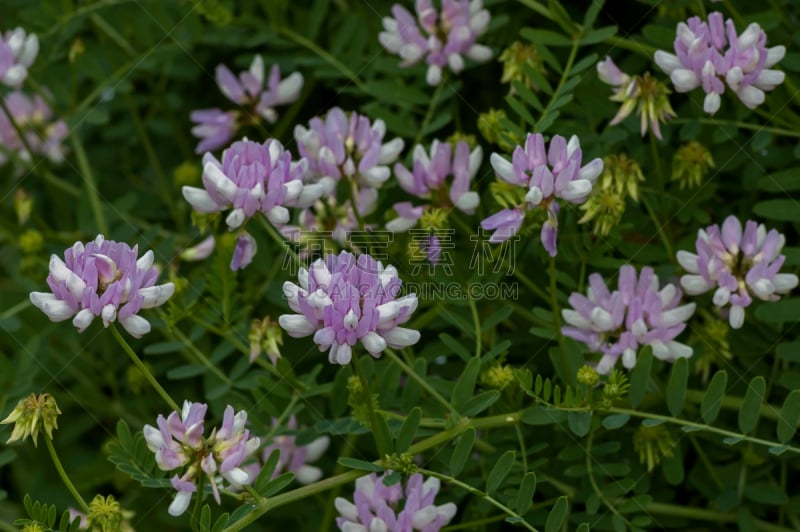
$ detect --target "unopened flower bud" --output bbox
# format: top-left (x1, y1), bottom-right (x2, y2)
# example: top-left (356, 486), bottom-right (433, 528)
top-left (18, 229), bottom-right (44, 254)
top-left (672, 141), bottom-right (714, 189)
top-left (576, 365), bottom-right (599, 386)
top-left (481, 364), bottom-right (515, 389)
top-left (499, 41), bottom-right (546, 89)
top-left (87, 495), bottom-right (123, 532)
top-left (14, 188), bottom-right (33, 225)
top-left (249, 316), bottom-right (283, 365)
top-left (1, 393), bottom-right (61, 446)
top-left (174, 161), bottom-right (200, 187)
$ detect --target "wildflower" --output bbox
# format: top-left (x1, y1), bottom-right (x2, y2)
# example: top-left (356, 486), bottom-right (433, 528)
top-left (562, 265), bottom-right (696, 374)
top-left (499, 41), bottom-right (545, 89)
top-left (477, 108), bottom-right (513, 150)
top-left (336, 472), bottom-right (457, 531)
top-left (29, 235), bottom-right (175, 337)
top-left (0, 91), bottom-right (68, 167)
top-left (672, 141), bottom-right (714, 189)
top-left (143, 401), bottom-right (261, 516)
top-left (480, 364), bottom-right (515, 389)
top-left (231, 231), bottom-right (257, 271)
top-left (259, 416), bottom-right (330, 484)
top-left (481, 133), bottom-right (603, 256)
top-left (248, 316), bottom-right (283, 365)
top-left (379, 0), bottom-right (492, 85)
top-left (279, 251), bottom-right (420, 365)
top-left (69, 496), bottom-right (135, 532)
top-left (578, 188), bottom-right (625, 237)
top-left (597, 57), bottom-right (676, 140)
top-left (0, 27), bottom-right (38, 87)
top-left (654, 12), bottom-right (785, 114)
top-left (294, 107), bottom-right (404, 190)
top-left (179, 235), bottom-right (216, 262)
top-left (677, 216), bottom-right (798, 328)
top-left (1, 393), bottom-right (61, 446)
top-left (290, 187), bottom-right (379, 246)
top-left (182, 138), bottom-right (324, 231)
top-left (634, 424), bottom-right (674, 472)
top-left (190, 56), bottom-right (303, 153)
top-left (598, 153), bottom-right (645, 202)
top-left (577, 365), bottom-right (599, 386)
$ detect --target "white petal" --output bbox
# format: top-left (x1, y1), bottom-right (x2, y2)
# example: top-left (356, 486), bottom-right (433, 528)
top-left (765, 45), bottom-right (786, 68)
top-left (265, 206), bottom-right (290, 226)
top-left (653, 51), bottom-right (681, 74)
top-left (681, 274), bottom-right (712, 295)
top-left (279, 314), bottom-right (316, 337)
top-left (203, 161), bottom-right (238, 202)
top-left (295, 183), bottom-right (325, 207)
top-left (386, 216), bottom-right (419, 233)
top-left (378, 138), bottom-right (404, 164)
top-left (411, 507), bottom-right (439, 529)
top-left (751, 278), bottom-right (774, 299)
top-left (621, 348), bottom-right (637, 369)
top-left (466, 44), bottom-right (492, 62)
top-left (136, 249), bottom-right (155, 271)
top-left (40, 300), bottom-right (75, 322)
top-left (754, 69), bottom-right (785, 91)
top-left (578, 158), bottom-right (603, 184)
top-left (712, 287), bottom-right (730, 306)
top-left (658, 303), bottom-right (695, 327)
top-left (335, 497), bottom-right (359, 520)
top-left (72, 308), bottom-right (95, 332)
top-left (666, 341), bottom-right (693, 360)
top-left (226, 208), bottom-right (246, 229)
top-left (168, 491), bottom-right (193, 517)
top-left (676, 251), bottom-right (699, 273)
top-left (381, 327), bottom-right (421, 348)
top-left (525, 186), bottom-right (543, 205)
top-left (361, 166), bottom-right (391, 186)
top-left (343, 309), bottom-right (358, 329)
top-left (737, 86), bottom-right (765, 109)
top-left (658, 284), bottom-right (677, 307)
top-left (139, 283), bottom-right (175, 309)
top-left (295, 464), bottom-right (323, 484)
top-left (426, 64), bottom-right (442, 86)
top-left (773, 273), bottom-right (799, 293)
top-left (729, 305), bottom-right (745, 329)
top-left (703, 92), bottom-right (721, 114)
top-left (490, 153), bottom-right (517, 183)
top-left (224, 467), bottom-right (249, 486)
top-left (275, 72), bottom-right (304, 105)
top-left (30, 291), bottom-right (56, 310)
top-left (120, 315), bottom-right (151, 338)
top-left (559, 179), bottom-right (593, 201)
top-left (590, 307), bottom-right (614, 330)
top-left (361, 331), bottom-right (387, 355)
top-left (304, 435), bottom-right (330, 462)
top-left (562, 309), bottom-right (592, 329)
top-left (454, 191), bottom-right (480, 213)
top-left (670, 69), bottom-right (700, 92)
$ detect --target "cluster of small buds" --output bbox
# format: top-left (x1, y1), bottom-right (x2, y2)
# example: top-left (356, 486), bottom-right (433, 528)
top-left (499, 41), bottom-right (546, 90)
top-left (143, 401), bottom-right (261, 516)
top-left (634, 423), bottom-right (675, 472)
top-left (190, 55), bottom-right (304, 153)
top-left (335, 472), bottom-right (457, 531)
top-left (248, 316), bottom-right (284, 365)
top-left (387, 139), bottom-right (481, 261)
top-left (672, 141), bottom-right (715, 189)
top-left (0, 91), bottom-right (69, 168)
top-left (256, 416), bottom-right (330, 484)
top-left (562, 265), bottom-right (696, 374)
top-left (279, 251), bottom-right (420, 365)
top-left (677, 216), bottom-right (798, 328)
top-left (29, 235), bottom-right (175, 338)
top-left (654, 12), bottom-right (785, 114)
top-left (0, 27), bottom-right (38, 87)
top-left (482, 133), bottom-right (603, 256)
top-left (379, 0), bottom-right (492, 85)
top-left (1, 393), bottom-right (61, 447)
top-left (597, 57), bottom-right (676, 140)
top-left (578, 153), bottom-right (644, 237)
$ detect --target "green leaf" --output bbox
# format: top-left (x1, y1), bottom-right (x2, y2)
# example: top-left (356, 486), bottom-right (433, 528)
top-left (337, 457), bottom-right (383, 472)
top-left (511, 82), bottom-right (544, 112)
top-left (506, 94), bottom-right (537, 127)
top-left (629, 347), bottom-right (652, 407)
top-left (200, 505), bottom-right (211, 532)
top-left (744, 482), bottom-right (789, 505)
top-left (452, 357), bottom-right (481, 410)
top-left (521, 28), bottom-right (572, 46)
top-left (701, 370), bottom-right (727, 424)
top-left (261, 472), bottom-right (295, 497)
top-left (521, 406), bottom-right (567, 425)
top-left (515, 472), bottom-right (537, 513)
top-left (570, 53), bottom-right (599, 75)
top-left (753, 199), bottom-right (800, 222)
top-left (777, 390), bottom-right (800, 443)
top-left (396, 407), bottom-right (421, 453)
top-left (486, 450), bottom-right (516, 494)
top-left (602, 413), bottom-right (630, 430)
top-left (755, 298), bottom-right (800, 323)
top-left (547, 0), bottom-right (577, 33)
top-left (545, 496), bottom-right (569, 532)
top-left (582, 0), bottom-right (605, 29)
top-left (757, 168), bottom-right (800, 192)
top-left (167, 363), bottom-right (207, 379)
top-left (450, 429), bottom-right (475, 476)
top-left (439, 333), bottom-right (471, 362)
top-left (777, 342), bottom-right (800, 362)
top-left (461, 391), bottom-right (501, 417)
top-left (739, 377), bottom-right (766, 434)
top-left (666, 357), bottom-right (688, 417)
top-left (579, 25), bottom-right (617, 45)
top-left (567, 411), bottom-right (591, 437)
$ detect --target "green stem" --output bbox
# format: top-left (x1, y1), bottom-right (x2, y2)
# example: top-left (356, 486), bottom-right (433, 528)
top-left (414, 82), bottom-right (445, 146)
top-left (645, 502), bottom-right (796, 532)
top-left (384, 348), bottom-right (459, 417)
top-left (640, 193), bottom-right (674, 261)
top-left (468, 298), bottom-right (482, 358)
top-left (417, 468), bottom-right (539, 532)
top-left (684, 390), bottom-right (781, 421)
top-left (71, 134), bottom-right (109, 234)
top-left (45, 436), bottom-right (89, 513)
top-left (670, 118), bottom-right (800, 138)
top-left (535, 40), bottom-right (579, 132)
top-left (189, 478), bottom-right (204, 532)
top-left (549, 258), bottom-right (570, 384)
top-left (109, 323), bottom-right (179, 412)
top-left (586, 429), bottom-right (628, 525)
top-left (515, 0), bottom-right (552, 19)
top-left (512, 268), bottom-right (550, 302)
top-left (168, 327), bottom-right (234, 386)
top-left (351, 353), bottom-right (389, 459)
top-left (602, 35), bottom-right (658, 58)
top-left (277, 26), bottom-right (367, 92)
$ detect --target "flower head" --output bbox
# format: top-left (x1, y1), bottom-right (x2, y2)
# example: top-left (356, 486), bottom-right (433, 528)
top-left (678, 216), bottom-right (798, 328)
top-left (143, 401), bottom-right (261, 516)
top-left (654, 12), bottom-right (785, 114)
top-left (499, 41), bottom-right (546, 89)
top-left (562, 265), bottom-right (696, 374)
top-left (379, 0), bottom-right (492, 85)
top-left (258, 416), bottom-right (330, 484)
top-left (294, 107), bottom-right (404, 190)
top-left (183, 138), bottom-right (324, 232)
top-left (190, 56), bottom-right (303, 153)
top-left (481, 133), bottom-right (603, 256)
top-left (0, 27), bottom-right (38, 87)
top-left (597, 57), bottom-right (676, 140)
top-left (29, 235), bottom-right (175, 337)
top-left (672, 141), bottom-right (715, 189)
top-left (1, 393), bottom-right (61, 446)
top-left (279, 251), bottom-right (420, 365)
top-left (248, 316), bottom-right (284, 365)
top-left (0, 91), bottom-right (68, 168)
top-left (336, 472), bottom-right (457, 531)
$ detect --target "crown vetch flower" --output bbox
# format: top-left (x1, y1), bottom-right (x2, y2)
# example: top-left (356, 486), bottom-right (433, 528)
top-left (143, 401), bottom-right (261, 516)
top-left (279, 251), bottom-right (420, 365)
top-left (379, 0), bottom-right (492, 85)
top-left (481, 133), bottom-right (603, 256)
top-left (0, 27), bottom-right (38, 88)
top-left (29, 235), bottom-right (175, 338)
top-left (654, 12), bottom-right (785, 114)
top-left (335, 472), bottom-right (457, 531)
top-left (562, 265), bottom-right (696, 374)
top-left (183, 138), bottom-right (324, 231)
top-left (189, 109), bottom-right (237, 154)
top-left (258, 415), bottom-right (330, 485)
top-left (678, 216), bottom-right (798, 328)
top-left (1, 393), bottom-right (61, 447)
top-left (295, 107), bottom-right (404, 191)
top-left (0, 91), bottom-right (68, 167)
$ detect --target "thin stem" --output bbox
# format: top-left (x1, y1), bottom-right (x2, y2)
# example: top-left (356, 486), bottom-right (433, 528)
top-left (45, 437), bottom-right (89, 513)
top-left (535, 40), bottom-right (579, 132)
top-left (688, 434), bottom-right (723, 489)
top-left (670, 117), bottom-right (800, 138)
top-left (351, 353), bottom-right (389, 459)
top-left (586, 429), bottom-right (629, 525)
top-left (640, 193), bottom-right (675, 261)
top-left (414, 82), bottom-right (445, 146)
top-left (0, 97), bottom-right (45, 181)
top-left (384, 348), bottom-right (459, 418)
top-left (468, 298), bottom-right (482, 358)
top-left (549, 257), bottom-right (570, 384)
top-left (417, 468), bottom-right (539, 532)
top-left (71, 134), bottom-right (109, 234)
top-left (603, 35), bottom-right (658, 58)
top-left (109, 323), bottom-right (179, 412)
top-left (645, 502), bottom-right (796, 532)
top-left (515, 424), bottom-right (528, 474)
top-left (189, 478), bottom-right (204, 532)
top-left (168, 327), bottom-right (234, 386)
top-left (277, 26), bottom-right (367, 92)
top-left (512, 268), bottom-right (550, 302)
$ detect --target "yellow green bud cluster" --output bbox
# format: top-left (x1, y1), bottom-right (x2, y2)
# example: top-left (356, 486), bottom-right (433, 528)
top-left (633, 424), bottom-right (674, 472)
top-left (249, 316), bottom-right (284, 365)
top-left (672, 141), bottom-right (714, 189)
top-left (499, 42), bottom-right (546, 89)
top-left (481, 364), bottom-right (515, 390)
top-left (1, 393), bottom-right (61, 447)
